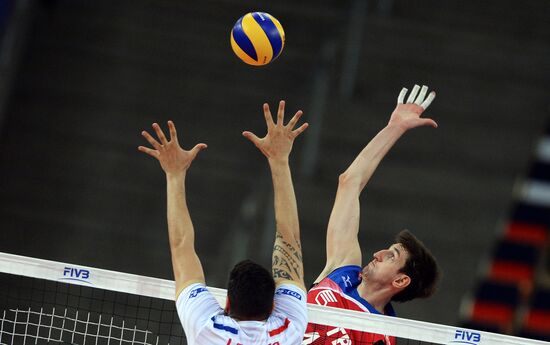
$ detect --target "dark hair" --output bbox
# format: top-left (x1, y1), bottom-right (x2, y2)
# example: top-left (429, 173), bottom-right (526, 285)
top-left (391, 229), bottom-right (441, 303)
top-left (227, 259), bottom-right (275, 320)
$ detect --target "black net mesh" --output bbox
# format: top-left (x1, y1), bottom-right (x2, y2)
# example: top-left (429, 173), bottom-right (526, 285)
top-left (0, 272), bottom-right (185, 345)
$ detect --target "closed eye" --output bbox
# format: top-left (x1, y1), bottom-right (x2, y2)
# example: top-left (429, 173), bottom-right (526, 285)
top-left (391, 246), bottom-right (401, 260)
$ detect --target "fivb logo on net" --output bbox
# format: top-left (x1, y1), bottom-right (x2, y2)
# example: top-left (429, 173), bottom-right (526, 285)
top-left (450, 329), bottom-right (481, 345)
top-left (59, 266), bottom-right (93, 285)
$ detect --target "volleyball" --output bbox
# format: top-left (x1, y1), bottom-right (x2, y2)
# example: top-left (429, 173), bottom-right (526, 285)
top-left (230, 12), bottom-right (285, 66)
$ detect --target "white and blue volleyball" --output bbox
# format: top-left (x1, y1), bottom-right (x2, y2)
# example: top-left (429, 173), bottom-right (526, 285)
top-left (230, 12), bottom-right (285, 66)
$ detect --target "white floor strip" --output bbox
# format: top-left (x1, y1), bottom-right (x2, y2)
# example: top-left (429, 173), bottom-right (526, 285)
top-left (520, 180), bottom-right (550, 207)
top-left (536, 137), bottom-right (550, 163)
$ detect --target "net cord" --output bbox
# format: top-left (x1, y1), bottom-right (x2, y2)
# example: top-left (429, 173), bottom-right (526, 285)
top-left (0, 252), bottom-right (546, 345)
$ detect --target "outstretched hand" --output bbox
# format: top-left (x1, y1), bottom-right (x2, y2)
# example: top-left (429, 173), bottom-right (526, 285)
top-left (138, 121), bottom-right (207, 175)
top-left (243, 101), bottom-right (308, 162)
top-left (388, 84), bottom-right (437, 130)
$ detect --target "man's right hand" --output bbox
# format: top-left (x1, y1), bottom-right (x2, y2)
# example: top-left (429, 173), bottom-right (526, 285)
top-left (243, 101), bottom-right (307, 290)
top-left (242, 101), bottom-right (308, 163)
top-left (388, 84), bottom-right (437, 131)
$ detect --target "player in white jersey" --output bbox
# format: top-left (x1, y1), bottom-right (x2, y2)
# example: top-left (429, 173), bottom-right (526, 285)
top-left (139, 101), bottom-right (308, 345)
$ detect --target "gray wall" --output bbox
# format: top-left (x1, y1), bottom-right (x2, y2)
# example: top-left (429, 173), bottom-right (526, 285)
top-left (0, 0), bottom-right (549, 327)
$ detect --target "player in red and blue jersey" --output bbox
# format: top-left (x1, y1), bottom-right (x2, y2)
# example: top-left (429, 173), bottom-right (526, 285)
top-left (303, 85), bottom-right (442, 345)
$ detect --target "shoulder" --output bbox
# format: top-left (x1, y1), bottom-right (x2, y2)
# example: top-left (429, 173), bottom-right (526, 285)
top-left (322, 265), bottom-right (362, 291)
top-left (275, 283), bottom-right (307, 302)
top-left (175, 283), bottom-right (223, 324)
top-left (326, 265), bottom-right (361, 278)
top-left (307, 266), bottom-right (363, 309)
top-left (175, 283), bottom-right (225, 344)
top-left (273, 283), bottom-right (307, 322)
top-left (176, 283), bottom-right (209, 304)
top-left (275, 279), bottom-right (306, 294)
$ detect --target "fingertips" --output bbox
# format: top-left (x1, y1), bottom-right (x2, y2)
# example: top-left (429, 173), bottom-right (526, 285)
top-left (294, 122), bottom-right (309, 136)
top-left (397, 87), bottom-right (408, 104)
top-left (242, 131), bottom-right (256, 142)
top-left (137, 145), bottom-right (158, 158)
top-left (426, 119), bottom-right (438, 128)
top-left (277, 100), bottom-right (285, 122)
top-left (287, 110), bottom-right (304, 128)
top-left (192, 143), bottom-right (208, 154)
top-left (420, 91), bottom-right (436, 109)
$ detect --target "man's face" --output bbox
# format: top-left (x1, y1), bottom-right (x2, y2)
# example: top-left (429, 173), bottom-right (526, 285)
top-left (361, 243), bottom-right (409, 286)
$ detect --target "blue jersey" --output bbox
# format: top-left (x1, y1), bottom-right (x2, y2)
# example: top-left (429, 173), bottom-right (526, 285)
top-left (303, 266), bottom-right (395, 345)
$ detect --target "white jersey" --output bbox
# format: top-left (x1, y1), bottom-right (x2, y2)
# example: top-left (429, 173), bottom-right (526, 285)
top-left (176, 283), bottom-right (307, 345)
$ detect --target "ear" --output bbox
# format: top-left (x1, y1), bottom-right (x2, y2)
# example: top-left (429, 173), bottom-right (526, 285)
top-left (224, 296), bottom-right (231, 314)
top-left (392, 274), bottom-right (411, 289)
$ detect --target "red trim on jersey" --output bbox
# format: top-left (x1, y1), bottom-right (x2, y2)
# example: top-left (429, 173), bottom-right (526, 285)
top-left (268, 318), bottom-right (290, 337)
top-left (309, 279), bottom-right (369, 313)
top-left (306, 278), bottom-right (395, 344)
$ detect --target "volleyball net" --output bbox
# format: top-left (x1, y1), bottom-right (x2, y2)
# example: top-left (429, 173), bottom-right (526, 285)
top-left (0, 252), bottom-right (546, 345)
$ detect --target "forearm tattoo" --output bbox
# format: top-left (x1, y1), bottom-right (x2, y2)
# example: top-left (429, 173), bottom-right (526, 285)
top-left (272, 232), bottom-right (303, 280)
top-left (272, 268), bottom-right (292, 280)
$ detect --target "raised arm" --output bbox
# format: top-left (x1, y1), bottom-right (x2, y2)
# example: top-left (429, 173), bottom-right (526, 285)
top-left (138, 121), bottom-right (207, 298)
top-left (243, 101), bottom-right (308, 291)
top-left (316, 85), bottom-right (437, 283)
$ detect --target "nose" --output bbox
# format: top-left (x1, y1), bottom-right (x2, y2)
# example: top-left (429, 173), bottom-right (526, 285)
top-left (373, 250), bottom-right (384, 261)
